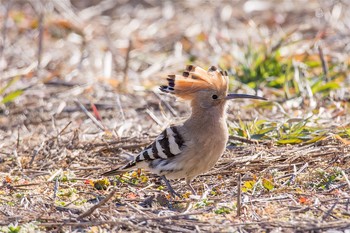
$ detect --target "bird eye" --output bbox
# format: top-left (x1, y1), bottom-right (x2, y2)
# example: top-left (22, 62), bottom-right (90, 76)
top-left (212, 94), bottom-right (218, 100)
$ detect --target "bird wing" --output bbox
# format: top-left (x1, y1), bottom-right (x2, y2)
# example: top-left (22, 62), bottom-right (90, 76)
top-left (101, 126), bottom-right (185, 176)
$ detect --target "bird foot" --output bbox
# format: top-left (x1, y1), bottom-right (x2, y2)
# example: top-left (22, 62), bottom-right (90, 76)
top-left (168, 189), bottom-right (182, 199)
top-left (161, 175), bottom-right (181, 199)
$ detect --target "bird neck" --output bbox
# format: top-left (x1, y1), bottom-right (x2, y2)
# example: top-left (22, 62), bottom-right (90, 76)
top-left (184, 102), bottom-right (227, 131)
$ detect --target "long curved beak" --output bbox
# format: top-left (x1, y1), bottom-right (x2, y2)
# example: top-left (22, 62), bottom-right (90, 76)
top-left (226, 93), bottom-right (267, 100)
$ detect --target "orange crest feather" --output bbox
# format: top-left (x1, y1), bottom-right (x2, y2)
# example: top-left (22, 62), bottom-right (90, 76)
top-left (160, 65), bottom-right (228, 100)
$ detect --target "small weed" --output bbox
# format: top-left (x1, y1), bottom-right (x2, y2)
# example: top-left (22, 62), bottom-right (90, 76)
top-left (315, 169), bottom-right (342, 190)
top-left (57, 188), bottom-right (77, 198)
top-left (93, 178), bottom-right (110, 190)
top-left (74, 199), bottom-right (87, 206)
top-left (214, 206), bottom-right (232, 215)
top-left (195, 199), bottom-right (214, 209)
top-left (55, 200), bottom-right (66, 206)
top-left (14, 193), bottom-right (24, 199)
top-left (6, 201), bottom-right (15, 207)
top-left (6, 225), bottom-right (21, 233)
top-left (242, 180), bottom-right (256, 193)
top-left (262, 178), bottom-right (275, 191)
top-left (0, 77), bottom-right (25, 105)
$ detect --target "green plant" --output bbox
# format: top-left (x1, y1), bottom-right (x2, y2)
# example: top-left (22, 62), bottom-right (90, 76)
top-left (234, 44), bottom-right (294, 94)
top-left (214, 206), bottom-right (232, 214)
top-left (232, 40), bottom-right (344, 99)
top-left (0, 77), bottom-right (24, 105)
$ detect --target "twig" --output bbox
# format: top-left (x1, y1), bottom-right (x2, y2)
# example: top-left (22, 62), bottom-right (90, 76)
top-left (119, 142), bottom-right (150, 150)
top-left (2, 62), bottom-right (37, 80)
top-left (0, 0), bottom-right (10, 72)
top-left (284, 163), bottom-right (308, 186)
top-left (51, 120), bottom-right (73, 146)
top-left (52, 116), bottom-right (59, 146)
top-left (47, 168), bottom-right (63, 182)
top-left (125, 202), bottom-right (151, 217)
top-left (77, 188), bottom-right (117, 220)
top-left (16, 127), bottom-right (20, 150)
top-left (153, 91), bottom-right (177, 117)
top-left (13, 149), bottom-right (22, 170)
top-left (79, 136), bottom-right (148, 148)
top-left (38, 219), bottom-right (154, 232)
top-left (322, 200), bottom-right (339, 220)
top-left (22, 169), bottom-right (50, 175)
top-left (134, 208), bottom-right (210, 221)
top-left (229, 135), bottom-right (260, 144)
top-left (146, 109), bottom-right (164, 126)
top-left (13, 182), bottom-right (48, 188)
top-left (37, 10), bottom-right (44, 74)
top-left (74, 100), bottom-right (106, 131)
top-left (53, 177), bottom-right (59, 200)
top-left (317, 42), bottom-right (329, 82)
top-left (115, 94), bottom-right (125, 122)
top-left (52, 0), bottom-right (83, 27)
top-left (79, 0), bottom-right (118, 20)
top-left (250, 195), bottom-right (292, 203)
top-left (58, 121), bottom-right (72, 136)
top-left (56, 206), bottom-right (82, 215)
top-left (39, 220), bottom-right (132, 228)
top-left (237, 173), bottom-right (242, 217)
top-left (29, 141), bottom-right (45, 166)
top-left (341, 170), bottom-right (350, 189)
top-left (122, 39), bottom-right (132, 90)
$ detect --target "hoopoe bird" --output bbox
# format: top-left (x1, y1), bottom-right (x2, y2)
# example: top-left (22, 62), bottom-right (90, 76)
top-left (102, 65), bottom-right (266, 197)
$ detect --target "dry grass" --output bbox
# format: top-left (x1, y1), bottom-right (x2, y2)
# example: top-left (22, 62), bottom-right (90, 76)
top-left (1, 0), bottom-right (350, 232)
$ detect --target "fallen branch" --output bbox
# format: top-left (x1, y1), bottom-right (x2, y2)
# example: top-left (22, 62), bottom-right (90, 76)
top-left (77, 188), bottom-right (117, 220)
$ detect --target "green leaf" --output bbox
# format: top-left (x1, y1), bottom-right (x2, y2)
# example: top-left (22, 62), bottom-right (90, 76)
top-left (8, 225), bottom-right (21, 233)
top-left (1, 89), bottom-right (23, 104)
top-left (242, 180), bottom-right (256, 192)
top-left (262, 178), bottom-right (274, 191)
top-left (277, 138), bottom-right (303, 144)
top-left (304, 134), bottom-right (326, 144)
top-left (257, 126), bottom-right (276, 135)
top-left (311, 81), bottom-right (340, 94)
top-left (244, 180), bottom-right (255, 189)
top-left (214, 206), bottom-right (232, 214)
top-left (305, 60), bottom-right (321, 68)
top-left (345, 128), bottom-right (350, 137)
top-left (250, 134), bottom-right (266, 140)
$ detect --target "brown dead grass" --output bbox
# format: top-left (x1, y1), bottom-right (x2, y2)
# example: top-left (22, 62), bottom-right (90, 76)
top-left (1, 0), bottom-right (350, 232)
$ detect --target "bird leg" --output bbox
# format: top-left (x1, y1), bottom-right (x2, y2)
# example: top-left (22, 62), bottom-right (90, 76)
top-left (187, 181), bottom-right (197, 196)
top-left (161, 175), bottom-right (181, 198)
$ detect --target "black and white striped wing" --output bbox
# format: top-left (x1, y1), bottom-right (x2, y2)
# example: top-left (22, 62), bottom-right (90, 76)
top-left (136, 126), bottom-right (184, 162)
top-left (101, 126), bottom-right (185, 176)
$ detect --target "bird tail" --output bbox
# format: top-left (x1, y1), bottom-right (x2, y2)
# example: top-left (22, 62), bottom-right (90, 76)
top-left (100, 160), bottom-right (137, 176)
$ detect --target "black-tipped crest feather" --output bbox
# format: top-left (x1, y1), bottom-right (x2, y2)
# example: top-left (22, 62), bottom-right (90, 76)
top-left (160, 65), bottom-right (228, 99)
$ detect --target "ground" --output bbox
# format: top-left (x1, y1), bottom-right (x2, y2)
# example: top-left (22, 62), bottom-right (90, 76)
top-left (0, 0), bottom-right (350, 232)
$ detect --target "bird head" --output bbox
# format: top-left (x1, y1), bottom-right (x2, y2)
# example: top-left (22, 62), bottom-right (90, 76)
top-left (160, 65), bottom-right (266, 109)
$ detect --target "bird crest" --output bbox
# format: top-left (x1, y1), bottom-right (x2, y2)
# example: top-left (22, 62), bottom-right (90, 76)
top-left (160, 65), bottom-right (229, 100)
